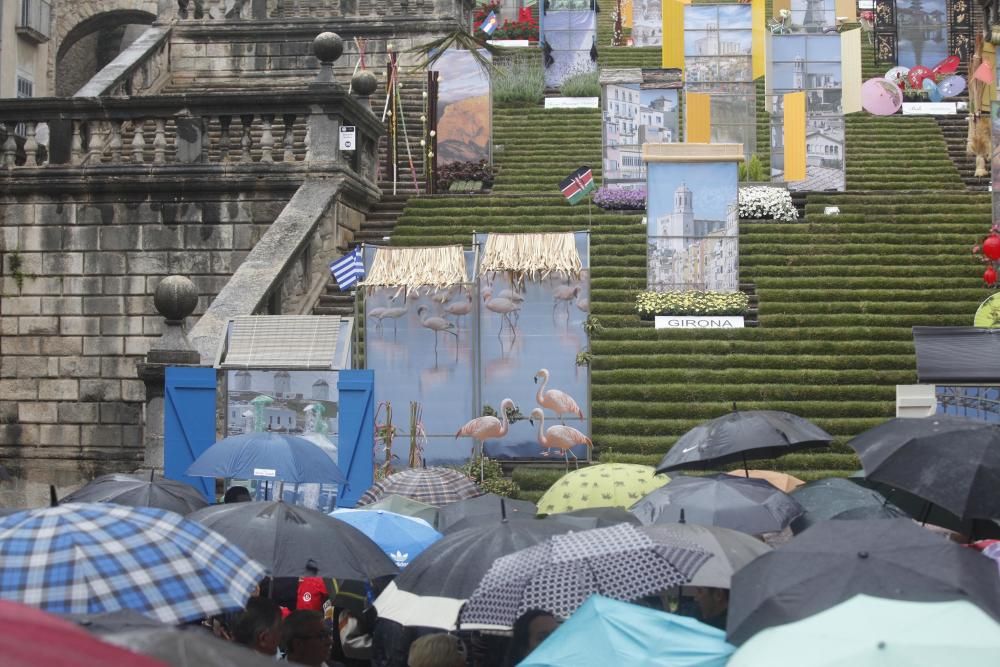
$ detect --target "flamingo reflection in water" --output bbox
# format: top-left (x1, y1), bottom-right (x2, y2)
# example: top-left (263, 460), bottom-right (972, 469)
top-left (529, 408), bottom-right (592, 470)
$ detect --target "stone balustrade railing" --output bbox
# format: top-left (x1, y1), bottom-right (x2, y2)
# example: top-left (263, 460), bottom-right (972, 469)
top-left (0, 89), bottom-right (382, 179)
top-left (75, 26), bottom-right (172, 98)
top-left (175, 0), bottom-right (473, 20)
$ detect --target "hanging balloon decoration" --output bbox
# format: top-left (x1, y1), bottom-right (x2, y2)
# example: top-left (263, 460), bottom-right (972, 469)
top-left (985, 266), bottom-right (998, 286)
top-left (983, 234), bottom-right (1000, 261)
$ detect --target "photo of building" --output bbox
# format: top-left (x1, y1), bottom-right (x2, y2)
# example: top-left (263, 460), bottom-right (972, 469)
top-left (632, 0), bottom-right (662, 46)
top-left (647, 163), bottom-right (740, 292)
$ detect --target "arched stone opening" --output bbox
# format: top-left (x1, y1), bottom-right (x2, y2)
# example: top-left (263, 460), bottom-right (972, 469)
top-left (55, 9), bottom-right (157, 96)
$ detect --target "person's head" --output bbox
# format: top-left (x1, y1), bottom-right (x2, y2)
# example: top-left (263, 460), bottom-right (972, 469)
top-left (505, 609), bottom-right (558, 666)
top-left (408, 632), bottom-right (467, 667)
top-left (224, 485), bottom-right (252, 503)
top-left (690, 586), bottom-right (730, 621)
top-left (282, 610), bottom-right (332, 667)
top-left (233, 597), bottom-right (283, 656)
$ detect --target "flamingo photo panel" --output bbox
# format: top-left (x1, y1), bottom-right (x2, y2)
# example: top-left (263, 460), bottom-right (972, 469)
top-left (474, 232), bottom-right (591, 462)
top-left (362, 247), bottom-right (478, 467)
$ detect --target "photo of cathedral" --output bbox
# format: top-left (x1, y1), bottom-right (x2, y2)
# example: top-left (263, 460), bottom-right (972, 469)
top-left (646, 163), bottom-right (739, 292)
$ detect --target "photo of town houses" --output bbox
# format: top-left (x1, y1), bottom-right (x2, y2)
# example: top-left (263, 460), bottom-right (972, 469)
top-left (646, 161), bottom-right (740, 292)
top-left (602, 84), bottom-right (679, 188)
top-left (226, 370), bottom-right (339, 438)
top-left (632, 0), bottom-right (662, 46)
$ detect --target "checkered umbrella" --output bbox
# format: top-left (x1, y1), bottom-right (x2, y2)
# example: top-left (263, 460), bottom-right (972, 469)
top-left (0, 503), bottom-right (266, 625)
top-left (459, 523), bottom-right (712, 631)
top-left (357, 467), bottom-right (483, 508)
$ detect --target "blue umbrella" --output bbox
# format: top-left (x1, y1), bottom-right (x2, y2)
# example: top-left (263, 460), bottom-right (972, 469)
top-left (186, 432), bottom-right (346, 484)
top-left (330, 508), bottom-right (443, 568)
top-left (0, 503), bottom-right (265, 625)
top-left (519, 595), bottom-right (735, 667)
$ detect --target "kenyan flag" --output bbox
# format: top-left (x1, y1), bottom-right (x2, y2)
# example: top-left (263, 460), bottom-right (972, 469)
top-left (560, 167), bottom-right (595, 205)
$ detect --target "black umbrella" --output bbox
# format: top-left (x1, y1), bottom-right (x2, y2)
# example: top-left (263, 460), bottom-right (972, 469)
top-left (71, 610), bottom-right (166, 635)
top-left (437, 494), bottom-right (537, 533)
top-left (848, 415), bottom-right (1000, 522)
top-left (655, 410), bottom-right (832, 474)
top-left (187, 501), bottom-right (398, 580)
top-left (849, 471), bottom-right (973, 535)
top-left (374, 518), bottom-right (569, 630)
top-left (790, 477), bottom-right (910, 534)
top-left (542, 506), bottom-right (642, 530)
top-left (61, 472), bottom-right (209, 515)
top-left (727, 518), bottom-right (1000, 645)
top-left (630, 474), bottom-right (804, 535)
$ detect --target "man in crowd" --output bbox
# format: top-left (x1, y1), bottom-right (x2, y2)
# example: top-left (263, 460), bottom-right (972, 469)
top-left (234, 597), bottom-right (284, 657)
top-left (283, 610), bottom-right (341, 667)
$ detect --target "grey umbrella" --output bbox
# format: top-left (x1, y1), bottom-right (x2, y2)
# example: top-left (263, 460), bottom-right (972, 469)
top-left (61, 472), bottom-right (209, 515)
top-left (655, 410), bottom-right (832, 474)
top-left (727, 519), bottom-right (1000, 645)
top-left (542, 506), bottom-right (642, 530)
top-left (640, 523), bottom-right (771, 589)
top-left (630, 474), bottom-right (804, 535)
top-left (71, 610), bottom-right (166, 635)
top-left (187, 501), bottom-right (398, 580)
top-left (105, 628), bottom-right (280, 667)
top-left (848, 415), bottom-right (1000, 522)
top-left (790, 477), bottom-right (910, 534)
top-left (437, 494), bottom-right (537, 532)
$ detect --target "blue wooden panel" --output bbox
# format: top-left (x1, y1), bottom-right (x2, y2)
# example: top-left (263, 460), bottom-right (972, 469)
top-left (164, 366), bottom-right (217, 501)
top-left (336, 369), bottom-right (375, 508)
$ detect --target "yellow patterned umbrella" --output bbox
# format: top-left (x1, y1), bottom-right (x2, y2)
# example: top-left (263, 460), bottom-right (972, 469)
top-left (536, 464), bottom-right (669, 515)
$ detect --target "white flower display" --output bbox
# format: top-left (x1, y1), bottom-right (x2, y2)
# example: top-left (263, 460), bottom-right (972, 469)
top-left (739, 186), bottom-right (798, 222)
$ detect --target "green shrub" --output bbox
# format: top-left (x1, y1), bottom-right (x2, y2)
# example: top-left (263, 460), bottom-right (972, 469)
top-left (454, 455), bottom-right (521, 498)
top-left (493, 57), bottom-right (545, 105)
top-left (560, 70), bottom-right (600, 98)
top-left (738, 154), bottom-right (766, 182)
top-left (635, 291), bottom-right (750, 317)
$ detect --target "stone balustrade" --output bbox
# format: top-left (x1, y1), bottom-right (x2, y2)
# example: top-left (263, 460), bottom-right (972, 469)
top-left (0, 90), bottom-right (382, 180)
top-left (174, 0), bottom-right (472, 20)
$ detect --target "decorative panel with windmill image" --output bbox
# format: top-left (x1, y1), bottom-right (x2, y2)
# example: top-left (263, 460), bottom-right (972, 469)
top-left (473, 232), bottom-right (591, 464)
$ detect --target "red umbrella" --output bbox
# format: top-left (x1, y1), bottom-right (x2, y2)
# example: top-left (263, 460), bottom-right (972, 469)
top-left (0, 600), bottom-right (167, 667)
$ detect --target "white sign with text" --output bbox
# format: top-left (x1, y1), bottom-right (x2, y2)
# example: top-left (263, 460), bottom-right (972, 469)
top-left (544, 97), bottom-right (600, 109)
top-left (902, 103), bottom-right (956, 115)
top-left (339, 125), bottom-right (356, 150)
top-left (655, 315), bottom-right (746, 329)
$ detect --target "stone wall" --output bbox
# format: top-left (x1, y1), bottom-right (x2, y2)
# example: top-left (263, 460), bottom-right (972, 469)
top-left (0, 183), bottom-right (303, 505)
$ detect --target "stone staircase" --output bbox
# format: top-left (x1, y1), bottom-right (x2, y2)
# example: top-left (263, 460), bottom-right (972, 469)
top-left (934, 113), bottom-right (991, 192)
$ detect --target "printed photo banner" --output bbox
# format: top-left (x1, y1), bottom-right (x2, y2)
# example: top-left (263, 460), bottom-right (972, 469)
top-left (430, 50), bottom-right (492, 167)
top-left (600, 68), bottom-right (683, 189)
top-left (474, 232), bottom-right (591, 462)
top-left (873, 0), bottom-right (971, 67)
top-left (541, 7), bottom-right (597, 88)
top-left (643, 144), bottom-right (742, 293)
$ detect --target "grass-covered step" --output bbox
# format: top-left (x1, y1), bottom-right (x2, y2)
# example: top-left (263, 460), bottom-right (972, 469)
top-left (591, 339), bottom-right (916, 355)
top-left (592, 382), bottom-right (899, 402)
top-left (592, 400), bottom-right (895, 419)
top-left (746, 265), bottom-right (980, 278)
top-left (757, 313), bottom-right (971, 327)
top-left (593, 416), bottom-right (888, 438)
top-left (594, 326), bottom-right (920, 341)
top-left (750, 276), bottom-right (983, 289)
top-left (591, 368), bottom-right (917, 385)
top-left (749, 288), bottom-right (985, 303)
top-left (598, 353), bottom-right (918, 371)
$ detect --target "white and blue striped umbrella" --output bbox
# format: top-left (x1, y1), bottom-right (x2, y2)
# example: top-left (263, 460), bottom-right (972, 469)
top-left (0, 503), bottom-right (266, 625)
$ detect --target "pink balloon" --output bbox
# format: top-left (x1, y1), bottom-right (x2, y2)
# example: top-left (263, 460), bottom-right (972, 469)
top-left (861, 78), bottom-right (903, 116)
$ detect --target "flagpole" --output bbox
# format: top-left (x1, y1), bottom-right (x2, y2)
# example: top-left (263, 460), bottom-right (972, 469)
top-left (588, 191), bottom-right (593, 229)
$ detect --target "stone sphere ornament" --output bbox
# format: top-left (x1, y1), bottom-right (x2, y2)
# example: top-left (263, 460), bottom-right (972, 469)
top-left (154, 276), bottom-right (199, 323)
top-left (352, 69), bottom-right (378, 97)
top-left (313, 32), bottom-right (344, 64)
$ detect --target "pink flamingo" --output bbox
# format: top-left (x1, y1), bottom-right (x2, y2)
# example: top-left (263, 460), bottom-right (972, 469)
top-left (552, 285), bottom-right (580, 316)
top-left (482, 288), bottom-right (520, 335)
top-left (443, 292), bottom-right (473, 329)
top-left (529, 408), bottom-right (592, 469)
top-left (534, 368), bottom-right (585, 422)
top-left (455, 398), bottom-right (516, 480)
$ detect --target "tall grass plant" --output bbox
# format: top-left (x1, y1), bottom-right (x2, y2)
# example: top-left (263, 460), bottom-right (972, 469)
top-left (493, 57), bottom-right (545, 106)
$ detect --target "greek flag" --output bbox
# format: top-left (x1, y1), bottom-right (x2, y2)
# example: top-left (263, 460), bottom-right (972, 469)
top-left (330, 247), bottom-right (364, 290)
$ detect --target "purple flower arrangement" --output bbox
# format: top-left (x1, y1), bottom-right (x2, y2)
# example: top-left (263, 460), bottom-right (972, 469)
top-left (593, 187), bottom-right (646, 211)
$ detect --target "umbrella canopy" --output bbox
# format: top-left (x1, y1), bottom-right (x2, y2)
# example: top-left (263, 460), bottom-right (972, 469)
top-left (357, 467), bottom-right (482, 508)
top-left (61, 473), bottom-right (209, 515)
top-left (631, 474), bottom-right (804, 535)
top-left (186, 432), bottom-right (346, 484)
top-left (542, 506), bottom-right (642, 530)
top-left (729, 595), bottom-right (1000, 666)
top-left (847, 415), bottom-right (1000, 521)
top-left (640, 523), bottom-right (771, 589)
top-left (329, 508), bottom-right (442, 568)
top-left (536, 463), bottom-right (669, 514)
top-left (725, 469), bottom-right (805, 493)
top-left (727, 518), bottom-right (1000, 645)
top-left (656, 410), bottom-right (832, 474)
top-left (520, 595), bottom-right (735, 667)
top-left (106, 627), bottom-right (282, 667)
top-left (374, 518), bottom-right (569, 630)
top-left (0, 600), bottom-right (169, 667)
top-left (460, 523), bottom-right (712, 630)
top-left (437, 493), bottom-right (537, 532)
top-left (71, 609), bottom-right (166, 635)
top-left (360, 494), bottom-right (440, 527)
top-left (0, 503), bottom-right (264, 625)
top-left (790, 477), bottom-right (909, 534)
top-left (187, 501), bottom-right (398, 580)
top-left (849, 471), bottom-right (972, 535)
